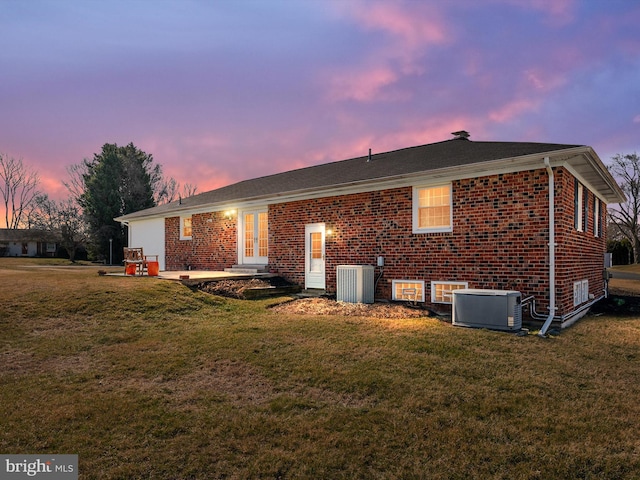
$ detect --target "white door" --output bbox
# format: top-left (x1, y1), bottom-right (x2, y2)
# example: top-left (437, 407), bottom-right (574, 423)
top-left (305, 223), bottom-right (326, 289)
top-left (241, 209), bottom-right (268, 264)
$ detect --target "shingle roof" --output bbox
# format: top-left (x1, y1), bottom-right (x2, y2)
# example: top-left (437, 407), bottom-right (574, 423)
top-left (117, 138), bottom-right (622, 221)
top-left (0, 229), bottom-right (60, 243)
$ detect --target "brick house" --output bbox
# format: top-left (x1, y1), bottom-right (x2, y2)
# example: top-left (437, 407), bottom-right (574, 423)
top-left (116, 134), bottom-right (625, 328)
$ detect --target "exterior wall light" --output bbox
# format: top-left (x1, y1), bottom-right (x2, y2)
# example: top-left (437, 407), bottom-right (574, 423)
top-left (224, 210), bottom-right (236, 219)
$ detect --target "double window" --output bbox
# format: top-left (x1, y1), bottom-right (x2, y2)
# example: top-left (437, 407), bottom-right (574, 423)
top-left (413, 184), bottom-right (453, 233)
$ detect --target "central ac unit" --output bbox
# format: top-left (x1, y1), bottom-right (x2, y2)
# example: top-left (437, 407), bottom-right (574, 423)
top-left (452, 289), bottom-right (522, 331)
top-left (337, 265), bottom-right (375, 304)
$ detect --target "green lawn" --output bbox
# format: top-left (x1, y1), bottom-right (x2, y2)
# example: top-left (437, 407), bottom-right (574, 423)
top-left (610, 263), bottom-right (640, 274)
top-left (1, 259), bottom-right (639, 479)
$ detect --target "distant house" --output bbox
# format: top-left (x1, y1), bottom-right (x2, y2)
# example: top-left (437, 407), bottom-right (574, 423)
top-left (0, 229), bottom-right (61, 257)
top-left (116, 134), bottom-right (625, 328)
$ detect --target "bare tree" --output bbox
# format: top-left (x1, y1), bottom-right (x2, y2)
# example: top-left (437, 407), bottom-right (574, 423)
top-left (31, 194), bottom-right (88, 262)
top-left (63, 162), bottom-right (88, 205)
top-left (182, 183), bottom-right (198, 198)
top-left (608, 152), bottom-right (640, 263)
top-left (155, 176), bottom-right (178, 205)
top-left (0, 153), bottom-right (40, 228)
top-left (156, 179), bottom-right (198, 205)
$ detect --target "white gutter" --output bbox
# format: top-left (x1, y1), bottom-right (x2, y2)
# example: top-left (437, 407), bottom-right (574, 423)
top-left (539, 157), bottom-right (557, 337)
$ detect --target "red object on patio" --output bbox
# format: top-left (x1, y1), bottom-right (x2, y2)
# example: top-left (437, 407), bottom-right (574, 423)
top-left (125, 264), bottom-right (137, 275)
top-left (147, 261), bottom-right (159, 276)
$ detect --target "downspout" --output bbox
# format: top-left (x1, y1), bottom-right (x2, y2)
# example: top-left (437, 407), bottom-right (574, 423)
top-left (121, 220), bottom-right (131, 246)
top-left (539, 158), bottom-right (556, 337)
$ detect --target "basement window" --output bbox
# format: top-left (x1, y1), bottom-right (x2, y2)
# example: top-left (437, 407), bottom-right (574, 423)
top-left (181, 216), bottom-right (192, 240)
top-left (573, 280), bottom-right (589, 306)
top-left (431, 281), bottom-right (468, 304)
top-left (392, 280), bottom-right (425, 302)
top-left (413, 184), bottom-right (453, 233)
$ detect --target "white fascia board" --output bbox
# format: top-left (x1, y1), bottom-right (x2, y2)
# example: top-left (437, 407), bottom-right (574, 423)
top-left (557, 147), bottom-right (626, 204)
top-left (118, 202), bottom-right (242, 223)
top-left (562, 163), bottom-right (608, 204)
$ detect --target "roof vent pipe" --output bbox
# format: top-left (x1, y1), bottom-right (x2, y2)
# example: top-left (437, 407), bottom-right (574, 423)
top-left (368, 148), bottom-right (372, 162)
top-left (539, 157), bottom-right (557, 337)
top-left (451, 130), bottom-right (470, 140)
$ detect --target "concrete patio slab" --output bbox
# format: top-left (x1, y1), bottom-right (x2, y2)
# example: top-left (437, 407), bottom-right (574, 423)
top-left (157, 270), bottom-right (274, 285)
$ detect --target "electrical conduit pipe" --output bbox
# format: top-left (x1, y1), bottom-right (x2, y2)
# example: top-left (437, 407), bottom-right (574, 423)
top-left (539, 157), bottom-right (557, 337)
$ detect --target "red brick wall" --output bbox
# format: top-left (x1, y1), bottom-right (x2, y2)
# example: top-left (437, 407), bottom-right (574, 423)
top-left (269, 167), bottom-right (606, 316)
top-left (553, 168), bottom-right (607, 313)
top-left (165, 212), bottom-right (237, 270)
top-left (164, 166), bottom-right (607, 317)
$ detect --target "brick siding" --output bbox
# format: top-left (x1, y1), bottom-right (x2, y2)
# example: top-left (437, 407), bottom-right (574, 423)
top-left (164, 166), bottom-right (606, 317)
top-left (165, 212), bottom-right (237, 271)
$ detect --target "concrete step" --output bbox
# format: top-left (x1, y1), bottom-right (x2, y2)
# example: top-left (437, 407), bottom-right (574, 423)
top-left (224, 264), bottom-right (270, 274)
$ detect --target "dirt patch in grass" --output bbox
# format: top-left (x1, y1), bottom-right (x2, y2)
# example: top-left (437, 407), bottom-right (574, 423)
top-left (198, 278), bottom-right (292, 299)
top-left (272, 297), bottom-right (429, 318)
top-left (198, 279), bottom-right (429, 318)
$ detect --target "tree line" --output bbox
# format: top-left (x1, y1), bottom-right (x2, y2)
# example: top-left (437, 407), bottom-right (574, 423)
top-left (0, 143), bottom-right (196, 263)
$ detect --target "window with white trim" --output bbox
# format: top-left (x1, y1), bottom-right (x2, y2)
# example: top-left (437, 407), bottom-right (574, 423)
top-left (575, 180), bottom-right (584, 232)
top-left (180, 216), bottom-right (192, 240)
top-left (594, 198), bottom-right (601, 237)
top-left (392, 280), bottom-right (425, 302)
top-left (431, 281), bottom-right (468, 304)
top-left (413, 184), bottom-right (453, 233)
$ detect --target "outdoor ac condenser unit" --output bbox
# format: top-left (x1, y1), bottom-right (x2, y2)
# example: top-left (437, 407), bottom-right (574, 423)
top-left (336, 265), bottom-right (375, 304)
top-left (452, 289), bottom-right (522, 331)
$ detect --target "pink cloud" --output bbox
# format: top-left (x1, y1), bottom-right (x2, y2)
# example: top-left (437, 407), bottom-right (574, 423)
top-left (349, 1), bottom-right (447, 48)
top-left (324, 1), bottom-right (450, 103)
top-left (523, 68), bottom-right (567, 92)
top-left (489, 99), bottom-right (538, 123)
top-left (326, 67), bottom-right (399, 102)
top-left (304, 115), bottom-right (482, 166)
top-left (389, 115), bottom-right (490, 146)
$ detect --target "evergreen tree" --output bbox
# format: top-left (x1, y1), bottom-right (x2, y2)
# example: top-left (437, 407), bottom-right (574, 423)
top-left (80, 143), bottom-right (160, 262)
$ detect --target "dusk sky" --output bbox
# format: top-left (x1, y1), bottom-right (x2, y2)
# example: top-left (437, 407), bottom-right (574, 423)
top-left (1, 0), bottom-right (639, 203)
